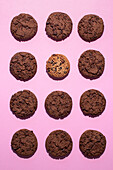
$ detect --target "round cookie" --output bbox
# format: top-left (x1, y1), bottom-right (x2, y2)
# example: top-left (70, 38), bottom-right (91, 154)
top-left (45, 91), bottom-right (72, 119)
top-left (45, 130), bottom-right (73, 159)
top-left (79, 130), bottom-right (106, 159)
top-left (78, 14), bottom-right (104, 42)
top-left (45, 12), bottom-right (73, 41)
top-left (10, 90), bottom-right (37, 120)
top-left (46, 54), bottom-right (70, 80)
top-left (80, 89), bottom-right (106, 118)
top-left (11, 129), bottom-right (38, 158)
top-left (10, 13), bottom-right (38, 41)
top-left (10, 52), bottom-right (37, 81)
top-left (78, 50), bottom-right (105, 80)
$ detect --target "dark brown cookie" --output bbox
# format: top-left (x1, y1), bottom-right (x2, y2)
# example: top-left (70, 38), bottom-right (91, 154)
top-left (10, 90), bottom-right (37, 120)
top-left (10, 52), bottom-right (37, 81)
top-left (10, 13), bottom-right (38, 41)
top-left (45, 12), bottom-right (73, 41)
top-left (46, 54), bottom-right (70, 80)
top-left (45, 130), bottom-right (73, 159)
top-left (78, 14), bottom-right (104, 42)
top-left (80, 89), bottom-right (106, 118)
top-left (45, 91), bottom-right (72, 119)
top-left (78, 50), bottom-right (105, 80)
top-left (11, 129), bottom-right (38, 158)
top-left (79, 130), bottom-right (106, 159)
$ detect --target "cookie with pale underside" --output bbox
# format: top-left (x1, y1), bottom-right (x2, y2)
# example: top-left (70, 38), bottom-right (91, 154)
top-left (46, 54), bottom-right (70, 80)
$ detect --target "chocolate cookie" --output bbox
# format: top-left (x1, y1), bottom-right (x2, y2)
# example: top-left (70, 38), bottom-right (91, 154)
top-left (10, 52), bottom-right (37, 81)
top-left (10, 13), bottom-right (38, 41)
top-left (80, 89), bottom-right (106, 118)
top-left (11, 129), bottom-right (38, 158)
top-left (45, 91), bottom-right (72, 119)
top-left (78, 50), bottom-right (105, 80)
top-left (10, 90), bottom-right (37, 119)
top-left (45, 12), bottom-right (73, 41)
top-left (78, 14), bottom-right (104, 42)
top-left (45, 130), bottom-right (73, 159)
top-left (79, 130), bottom-right (106, 159)
top-left (46, 54), bottom-right (70, 80)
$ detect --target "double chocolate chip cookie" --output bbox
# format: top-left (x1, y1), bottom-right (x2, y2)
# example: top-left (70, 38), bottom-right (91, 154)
top-left (45, 130), bottom-right (73, 159)
top-left (10, 90), bottom-right (37, 120)
top-left (10, 52), bottom-right (37, 81)
top-left (78, 14), bottom-right (104, 42)
top-left (10, 13), bottom-right (38, 41)
top-left (11, 129), bottom-right (38, 158)
top-left (79, 130), bottom-right (106, 159)
top-left (46, 54), bottom-right (70, 80)
top-left (78, 50), bottom-right (105, 80)
top-left (80, 89), bottom-right (106, 118)
top-left (45, 12), bottom-right (73, 41)
top-left (45, 91), bottom-right (72, 119)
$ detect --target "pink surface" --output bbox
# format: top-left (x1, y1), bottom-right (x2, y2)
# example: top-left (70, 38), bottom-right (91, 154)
top-left (0, 0), bottom-right (113, 170)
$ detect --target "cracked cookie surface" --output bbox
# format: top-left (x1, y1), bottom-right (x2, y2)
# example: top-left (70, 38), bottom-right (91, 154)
top-left (11, 129), bottom-right (38, 158)
top-left (45, 130), bottom-right (73, 159)
top-left (10, 90), bottom-right (37, 120)
top-left (80, 89), bottom-right (106, 118)
top-left (10, 13), bottom-right (38, 41)
top-left (79, 130), bottom-right (106, 159)
top-left (10, 52), bottom-right (37, 81)
top-left (45, 91), bottom-right (72, 119)
top-left (45, 12), bottom-right (73, 41)
top-left (78, 50), bottom-right (105, 80)
top-left (46, 54), bottom-right (70, 80)
top-left (78, 14), bottom-right (104, 42)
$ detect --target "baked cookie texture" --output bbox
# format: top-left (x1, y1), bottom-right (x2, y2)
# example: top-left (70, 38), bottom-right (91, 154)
top-left (45, 12), bottom-right (73, 41)
top-left (78, 14), bottom-right (104, 42)
top-left (10, 52), bottom-right (37, 81)
top-left (80, 89), bottom-right (106, 118)
top-left (79, 130), bottom-right (106, 159)
top-left (10, 90), bottom-right (37, 120)
top-left (78, 50), bottom-right (105, 80)
top-left (46, 54), bottom-right (70, 80)
top-left (45, 91), bottom-right (72, 119)
top-left (10, 13), bottom-right (38, 41)
top-left (45, 130), bottom-right (73, 159)
top-left (11, 129), bottom-right (38, 158)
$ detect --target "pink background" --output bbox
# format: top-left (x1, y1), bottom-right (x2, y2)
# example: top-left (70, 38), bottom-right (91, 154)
top-left (0, 0), bottom-right (113, 169)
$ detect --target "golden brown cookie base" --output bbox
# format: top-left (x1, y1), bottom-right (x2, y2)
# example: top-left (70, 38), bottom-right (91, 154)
top-left (46, 54), bottom-right (70, 80)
